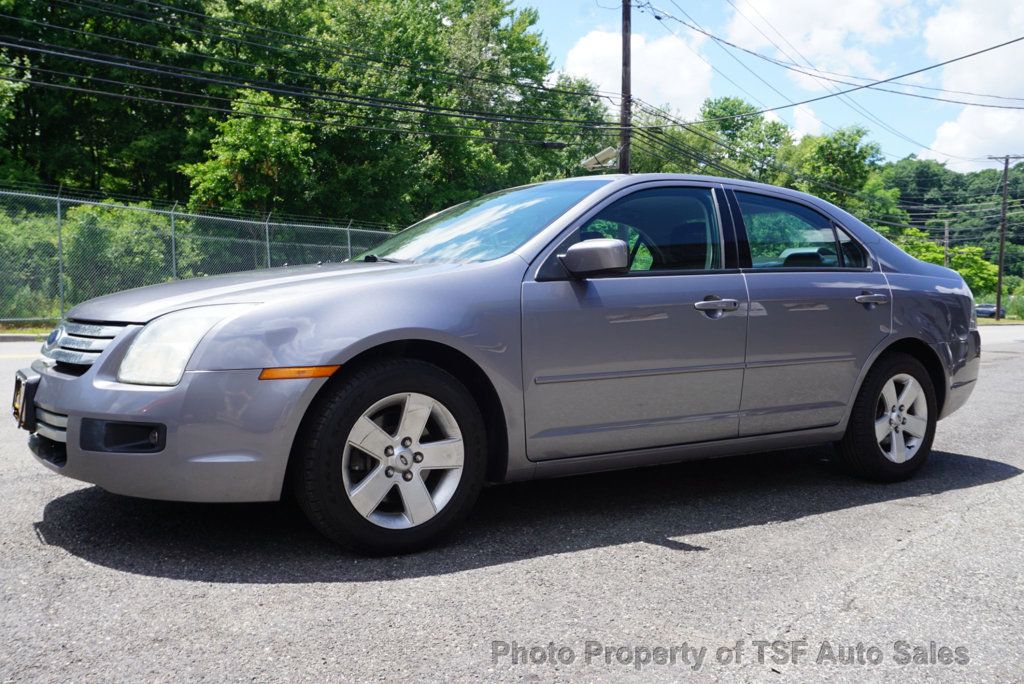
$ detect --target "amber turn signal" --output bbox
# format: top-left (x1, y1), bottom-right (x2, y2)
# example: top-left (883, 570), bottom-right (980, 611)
top-left (258, 365), bottom-right (340, 380)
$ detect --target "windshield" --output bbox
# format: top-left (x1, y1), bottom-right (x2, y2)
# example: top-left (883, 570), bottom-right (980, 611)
top-left (356, 179), bottom-right (609, 263)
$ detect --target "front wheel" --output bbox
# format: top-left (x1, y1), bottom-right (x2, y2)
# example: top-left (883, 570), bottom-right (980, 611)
top-left (292, 359), bottom-right (486, 554)
top-left (836, 352), bottom-right (937, 481)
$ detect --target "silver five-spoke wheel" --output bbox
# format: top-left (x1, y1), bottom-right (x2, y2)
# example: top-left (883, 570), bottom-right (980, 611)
top-left (342, 392), bottom-right (464, 529)
top-left (875, 373), bottom-right (928, 464)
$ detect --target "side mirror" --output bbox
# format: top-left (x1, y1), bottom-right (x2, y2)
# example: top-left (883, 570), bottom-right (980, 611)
top-left (559, 239), bottom-right (629, 278)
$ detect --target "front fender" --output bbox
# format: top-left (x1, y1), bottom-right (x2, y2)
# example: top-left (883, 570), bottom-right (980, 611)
top-left (186, 256), bottom-right (531, 481)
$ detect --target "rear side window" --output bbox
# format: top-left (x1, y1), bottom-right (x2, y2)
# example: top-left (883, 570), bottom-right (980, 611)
top-left (735, 192), bottom-right (866, 269)
top-left (837, 227), bottom-right (869, 268)
top-left (577, 187), bottom-right (722, 272)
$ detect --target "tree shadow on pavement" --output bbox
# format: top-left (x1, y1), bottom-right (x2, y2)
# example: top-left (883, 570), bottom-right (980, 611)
top-left (33, 447), bottom-right (1020, 582)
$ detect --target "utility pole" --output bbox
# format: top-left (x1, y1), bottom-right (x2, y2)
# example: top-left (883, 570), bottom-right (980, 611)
top-left (618, 0), bottom-right (631, 174)
top-left (988, 154), bottom-right (1024, 321)
top-left (943, 219), bottom-right (950, 267)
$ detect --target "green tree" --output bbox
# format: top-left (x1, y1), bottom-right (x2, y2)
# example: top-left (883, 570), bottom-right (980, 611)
top-left (891, 227), bottom-right (945, 264)
top-left (63, 203), bottom-right (198, 305)
top-left (0, 52), bottom-right (34, 183)
top-left (0, 209), bottom-right (59, 319)
top-left (784, 126), bottom-right (882, 207)
top-left (182, 92), bottom-right (313, 215)
top-left (948, 245), bottom-right (998, 293)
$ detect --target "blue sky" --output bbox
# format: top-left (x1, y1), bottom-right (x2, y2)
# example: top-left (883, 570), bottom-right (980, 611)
top-left (510, 0), bottom-right (1024, 172)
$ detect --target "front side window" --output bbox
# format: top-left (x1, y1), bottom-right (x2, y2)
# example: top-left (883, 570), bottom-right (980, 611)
top-left (356, 179), bottom-right (610, 263)
top-left (736, 192), bottom-right (847, 269)
top-left (576, 187), bottom-right (722, 272)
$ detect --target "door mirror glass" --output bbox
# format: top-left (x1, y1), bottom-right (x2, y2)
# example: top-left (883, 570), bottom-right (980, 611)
top-left (559, 239), bottom-right (628, 277)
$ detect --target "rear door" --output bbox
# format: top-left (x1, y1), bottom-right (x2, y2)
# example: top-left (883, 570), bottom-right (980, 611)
top-left (729, 189), bottom-right (891, 436)
top-left (521, 183), bottom-right (749, 460)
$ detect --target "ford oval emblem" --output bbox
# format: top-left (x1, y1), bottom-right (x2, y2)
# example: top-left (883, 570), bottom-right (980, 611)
top-left (46, 325), bottom-right (61, 346)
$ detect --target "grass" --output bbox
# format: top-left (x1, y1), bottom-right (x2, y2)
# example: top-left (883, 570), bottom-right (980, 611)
top-left (976, 317), bottom-right (1024, 325)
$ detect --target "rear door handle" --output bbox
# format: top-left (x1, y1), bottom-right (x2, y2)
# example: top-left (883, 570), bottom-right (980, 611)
top-left (855, 293), bottom-right (889, 305)
top-left (694, 298), bottom-right (740, 312)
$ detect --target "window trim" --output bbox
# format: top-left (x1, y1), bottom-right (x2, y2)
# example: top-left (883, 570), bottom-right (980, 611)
top-left (531, 181), bottom-right (734, 282)
top-left (727, 187), bottom-right (876, 273)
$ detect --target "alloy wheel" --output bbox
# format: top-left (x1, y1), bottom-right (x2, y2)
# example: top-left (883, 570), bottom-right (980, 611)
top-left (341, 392), bottom-right (464, 529)
top-left (874, 373), bottom-right (929, 464)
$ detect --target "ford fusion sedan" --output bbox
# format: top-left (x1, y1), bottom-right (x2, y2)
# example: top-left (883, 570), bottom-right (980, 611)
top-left (13, 174), bottom-right (980, 553)
top-left (974, 303), bottom-right (1005, 318)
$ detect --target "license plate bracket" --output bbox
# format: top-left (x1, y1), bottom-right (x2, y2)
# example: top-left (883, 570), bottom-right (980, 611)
top-left (12, 369), bottom-right (39, 432)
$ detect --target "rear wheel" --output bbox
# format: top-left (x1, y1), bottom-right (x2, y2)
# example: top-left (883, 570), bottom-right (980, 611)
top-left (836, 352), bottom-right (937, 481)
top-left (292, 359), bottom-right (486, 554)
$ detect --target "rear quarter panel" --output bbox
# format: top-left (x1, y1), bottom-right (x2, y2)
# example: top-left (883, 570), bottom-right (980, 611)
top-left (885, 269), bottom-right (980, 418)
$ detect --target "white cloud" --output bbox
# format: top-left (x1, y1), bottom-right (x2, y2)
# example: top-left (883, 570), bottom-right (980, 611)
top-left (563, 30), bottom-right (713, 119)
top-left (921, 108), bottom-right (1024, 172)
top-left (923, 0), bottom-right (1024, 95)
top-left (791, 105), bottom-right (823, 140)
top-left (725, 0), bottom-right (918, 91)
top-left (919, 0), bottom-right (1024, 170)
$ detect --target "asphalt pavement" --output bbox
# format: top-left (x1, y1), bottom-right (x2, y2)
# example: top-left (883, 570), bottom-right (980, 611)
top-left (2, 328), bottom-right (1023, 682)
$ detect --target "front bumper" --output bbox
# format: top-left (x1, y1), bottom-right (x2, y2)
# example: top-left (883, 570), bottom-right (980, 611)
top-left (20, 333), bottom-right (326, 502)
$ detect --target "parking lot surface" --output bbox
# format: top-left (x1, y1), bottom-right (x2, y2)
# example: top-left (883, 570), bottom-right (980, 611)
top-left (2, 328), bottom-right (1023, 682)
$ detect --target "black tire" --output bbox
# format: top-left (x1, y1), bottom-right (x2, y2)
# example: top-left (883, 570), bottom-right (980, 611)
top-left (291, 358), bottom-right (486, 554)
top-left (836, 352), bottom-right (937, 482)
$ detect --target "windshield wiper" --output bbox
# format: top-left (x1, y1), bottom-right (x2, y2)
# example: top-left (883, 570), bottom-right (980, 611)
top-left (362, 254), bottom-right (413, 263)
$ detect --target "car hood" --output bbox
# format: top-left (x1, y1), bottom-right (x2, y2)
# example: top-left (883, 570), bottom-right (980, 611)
top-left (66, 261), bottom-right (458, 323)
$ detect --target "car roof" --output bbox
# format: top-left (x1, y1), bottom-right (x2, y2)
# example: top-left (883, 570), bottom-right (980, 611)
top-left (590, 172), bottom-right (821, 200)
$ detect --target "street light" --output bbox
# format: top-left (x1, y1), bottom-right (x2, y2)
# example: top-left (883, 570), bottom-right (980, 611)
top-left (580, 146), bottom-right (619, 171)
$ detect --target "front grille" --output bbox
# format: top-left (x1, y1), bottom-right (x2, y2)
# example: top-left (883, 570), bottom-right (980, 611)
top-left (53, 361), bottom-right (89, 377)
top-left (42, 320), bottom-right (128, 374)
top-left (34, 406), bottom-right (68, 444)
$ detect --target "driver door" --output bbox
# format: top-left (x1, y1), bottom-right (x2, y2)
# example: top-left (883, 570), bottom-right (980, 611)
top-left (521, 184), bottom-right (749, 460)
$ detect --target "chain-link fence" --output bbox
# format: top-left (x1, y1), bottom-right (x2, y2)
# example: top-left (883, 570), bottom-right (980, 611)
top-left (0, 187), bottom-right (394, 323)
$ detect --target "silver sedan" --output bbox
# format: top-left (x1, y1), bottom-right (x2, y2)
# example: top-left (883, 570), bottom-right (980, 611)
top-left (13, 174), bottom-right (980, 553)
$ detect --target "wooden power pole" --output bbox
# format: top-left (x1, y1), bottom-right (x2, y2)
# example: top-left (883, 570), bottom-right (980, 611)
top-left (944, 219), bottom-right (950, 267)
top-left (618, 0), bottom-right (631, 174)
top-left (988, 154), bottom-right (1024, 321)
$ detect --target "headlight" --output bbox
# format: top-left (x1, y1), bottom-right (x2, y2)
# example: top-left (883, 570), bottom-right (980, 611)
top-left (117, 304), bottom-right (254, 386)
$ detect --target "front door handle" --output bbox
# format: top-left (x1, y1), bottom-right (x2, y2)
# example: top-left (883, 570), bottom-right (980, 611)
top-left (694, 298), bottom-right (740, 312)
top-left (854, 292), bottom-right (889, 305)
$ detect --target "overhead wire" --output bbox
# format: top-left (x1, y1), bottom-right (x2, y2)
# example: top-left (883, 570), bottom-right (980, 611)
top-left (710, 0), bottom-right (977, 163)
top-left (639, 1), bottom-right (1024, 113)
top-left (57, 0), bottom-right (618, 101)
top-left (0, 30), bottom-right (616, 129)
top-left (0, 74), bottom-right (599, 147)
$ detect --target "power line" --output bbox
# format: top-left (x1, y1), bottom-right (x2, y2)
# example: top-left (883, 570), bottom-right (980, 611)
top-left (635, 128), bottom-right (753, 179)
top-left (711, 0), bottom-right (978, 163)
top-left (0, 74), bottom-right (591, 147)
top-left (0, 58), bottom-right (602, 146)
top-left (57, 0), bottom-right (618, 101)
top-left (641, 2), bottom-right (1024, 113)
top-left (631, 97), bottom-right (1024, 229)
top-left (630, 2), bottom-right (1024, 126)
top-left (0, 28), bottom-right (615, 129)
top-left (636, 0), bottom-right (773, 111)
top-left (632, 96), bottom-right (1024, 217)
top-left (703, 22), bottom-right (1024, 105)
top-left (632, 98), bottom-right (928, 211)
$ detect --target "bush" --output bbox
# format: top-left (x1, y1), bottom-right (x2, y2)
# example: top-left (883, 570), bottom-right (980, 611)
top-left (0, 209), bottom-right (60, 319)
top-left (62, 202), bottom-right (199, 306)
